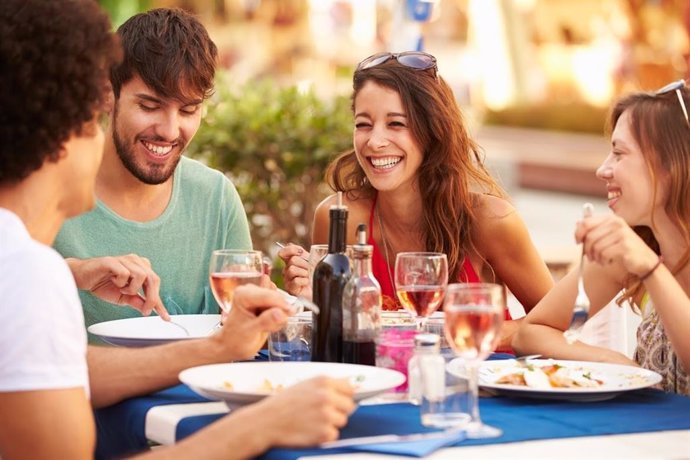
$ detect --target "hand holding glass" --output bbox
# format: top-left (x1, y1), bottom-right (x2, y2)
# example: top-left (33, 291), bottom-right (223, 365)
top-left (209, 250), bottom-right (264, 313)
top-left (395, 252), bottom-right (448, 330)
top-left (444, 283), bottom-right (504, 438)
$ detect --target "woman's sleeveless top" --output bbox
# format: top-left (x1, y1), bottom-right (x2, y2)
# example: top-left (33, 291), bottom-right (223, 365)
top-left (635, 296), bottom-right (689, 395)
top-left (367, 195), bottom-right (490, 313)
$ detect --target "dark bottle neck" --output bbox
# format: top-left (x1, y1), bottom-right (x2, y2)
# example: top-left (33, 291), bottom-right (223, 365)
top-left (328, 207), bottom-right (348, 254)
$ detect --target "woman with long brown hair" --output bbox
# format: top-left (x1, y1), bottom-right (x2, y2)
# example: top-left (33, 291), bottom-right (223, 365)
top-left (514, 81), bottom-right (690, 394)
top-left (281, 52), bottom-right (553, 349)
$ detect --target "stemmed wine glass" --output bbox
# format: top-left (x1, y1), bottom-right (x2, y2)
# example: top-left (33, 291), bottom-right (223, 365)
top-left (208, 250), bottom-right (264, 314)
top-left (394, 252), bottom-right (448, 331)
top-left (443, 282), bottom-right (504, 438)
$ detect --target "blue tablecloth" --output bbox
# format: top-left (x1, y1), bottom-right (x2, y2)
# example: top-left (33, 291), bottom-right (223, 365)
top-left (94, 382), bottom-right (690, 459)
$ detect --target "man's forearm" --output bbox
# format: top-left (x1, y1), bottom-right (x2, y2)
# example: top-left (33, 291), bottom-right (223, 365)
top-left (87, 286), bottom-right (289, 408)
top-left (87, 340), bottom-right (223, 408)
top-left (134, 402), bottom-right (271, 460)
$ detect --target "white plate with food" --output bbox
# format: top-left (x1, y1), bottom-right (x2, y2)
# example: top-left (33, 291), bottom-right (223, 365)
top-left (179, 361), bottom-right (406, 408)
top-left (381, 310), bottom-right (443, 327)
top-left (295, 310), bottom-right (443, 326)
top-left (447, 358), bottom-right (662, 402)
top-left (88, 314), bottom-right (220, 347)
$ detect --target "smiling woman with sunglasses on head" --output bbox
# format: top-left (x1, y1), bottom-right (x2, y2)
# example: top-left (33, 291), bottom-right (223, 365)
top-left (514, 81), bottom-right (690, 395)
top-left (279, 51), bottom-right (554, 350)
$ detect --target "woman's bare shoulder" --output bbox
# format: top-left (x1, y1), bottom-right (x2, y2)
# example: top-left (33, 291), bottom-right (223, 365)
top-left (315, 194), bottom-right (371, 216)
top-left (313, 193), bottom-right (373, 243)
top-left (473, 193), bottom-right (517, 222)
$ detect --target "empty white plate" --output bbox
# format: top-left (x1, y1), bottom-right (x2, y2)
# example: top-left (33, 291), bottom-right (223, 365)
top-left (88, 314), bottom-right (220, 347)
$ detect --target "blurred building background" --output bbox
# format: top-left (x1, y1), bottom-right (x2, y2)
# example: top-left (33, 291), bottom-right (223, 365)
top-left (98, 0), bottom-right (686, 351)
top-left (97, 0), bottom-right (689, 259)
top-left (101, 0), bottom-right (690, 108)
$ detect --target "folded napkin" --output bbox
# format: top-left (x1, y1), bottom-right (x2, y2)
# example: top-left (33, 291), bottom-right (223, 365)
top-left (260, 403), bottom-right (461, 459)
top-left (323, 429), bottom-right (465, 457)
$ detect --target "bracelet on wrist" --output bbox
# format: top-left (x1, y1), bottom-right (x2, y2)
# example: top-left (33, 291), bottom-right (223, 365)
top-left (639, 256), bottom-right (663, 282)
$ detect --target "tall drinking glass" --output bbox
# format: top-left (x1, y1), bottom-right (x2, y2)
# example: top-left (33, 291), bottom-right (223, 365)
top-left (443, 283), bottom-right (504, 438)
top-left (394, 252), bottom-right (448, 331)
top-left (209, 250), bottom-right (264, 313)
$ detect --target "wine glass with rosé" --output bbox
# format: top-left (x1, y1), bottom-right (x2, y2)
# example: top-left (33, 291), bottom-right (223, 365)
top-left (443, 283), bottom-right (504, 438)
top-left (209, 250), bottom-right (264, 314)
top-left (394, 252), bottom-right (448, 331)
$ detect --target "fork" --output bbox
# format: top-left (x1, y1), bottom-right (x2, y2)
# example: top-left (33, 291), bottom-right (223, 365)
top-left (138, 293), bottom-right (190, 337)
top-left (167, 318), bottom-right (191, 337)
top-left (515, 354), bottom-right (541, 366)
top-left (564, 203), bottom-right (593, 344)
top-left (274, 241), bottom-right (311, 264)
top-left (206, 295), bottom-right (320, 336)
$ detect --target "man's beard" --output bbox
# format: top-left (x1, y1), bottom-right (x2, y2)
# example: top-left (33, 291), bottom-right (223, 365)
top-left (112, 112), bottom-right (182, 185)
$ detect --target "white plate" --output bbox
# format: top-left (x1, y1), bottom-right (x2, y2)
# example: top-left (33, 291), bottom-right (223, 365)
top-left (381, 311), bottom-right (443, 326)
top-left (179, 361), bottom-right (406, 408)
top-left (295, 310), bottom-right (443, 326)
top-left (447, 358), bottom-right (662, 402)
top-left (87, 314), bottom-right (220, 347)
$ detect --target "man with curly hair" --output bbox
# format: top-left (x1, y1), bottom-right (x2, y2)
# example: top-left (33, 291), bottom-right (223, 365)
top-left (0, 1), bottom-right (354, 458)
top-left (54, 8), bottom-right (254, 331)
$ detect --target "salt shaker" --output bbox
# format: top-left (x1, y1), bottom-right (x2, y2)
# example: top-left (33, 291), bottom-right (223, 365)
top-left (408, 333), bottom-right (444, 405)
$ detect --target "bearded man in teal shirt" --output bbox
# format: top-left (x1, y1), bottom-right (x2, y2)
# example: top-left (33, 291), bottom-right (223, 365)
top-left (54, 8), bottom-right (252, 333)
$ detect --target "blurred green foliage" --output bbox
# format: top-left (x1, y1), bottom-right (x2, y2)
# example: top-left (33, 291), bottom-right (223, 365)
top-left (483, 103), bottom-right (609, 134)
top-left (98, 0), bottom-right (150, 28)
top-left (187, 74), bottom-right (353, 257)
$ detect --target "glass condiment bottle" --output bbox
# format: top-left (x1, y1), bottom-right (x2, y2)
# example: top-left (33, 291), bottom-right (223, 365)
top-left (342, 223), bottom-right (381, 366)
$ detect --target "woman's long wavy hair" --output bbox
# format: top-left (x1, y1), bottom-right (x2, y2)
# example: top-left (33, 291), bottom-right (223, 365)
top-left (609, 85), bottom-right (690, 307)
top-left (326, 58), bottom-right (505, 282)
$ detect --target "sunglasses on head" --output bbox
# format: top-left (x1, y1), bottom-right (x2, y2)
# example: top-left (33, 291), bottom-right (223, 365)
top-left (356, 51), bottom-right (438, 76)
top-left (655, 79), bottom-right (689, 127)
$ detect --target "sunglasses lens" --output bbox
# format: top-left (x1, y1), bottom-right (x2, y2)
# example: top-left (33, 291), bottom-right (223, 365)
top-left (397, 54), bottom-right (435, 70)
top-left (358, 53), bottom-right (392, 71)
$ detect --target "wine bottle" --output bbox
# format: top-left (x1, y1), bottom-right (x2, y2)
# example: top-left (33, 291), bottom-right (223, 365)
top-left (342, 223), bottom-right (381, 366)
top-left (311, 192), bottom-right (351, 363)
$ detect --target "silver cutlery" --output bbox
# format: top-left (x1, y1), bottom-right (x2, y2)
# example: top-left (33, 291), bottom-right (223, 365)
top-left (207, 294), bottom-right (320, 337)
top-left (137, 293), bottom-right (190, 337)
top-left (289, 296), bottom-right (320, 315)
top-left (167, 318), bottom-right (191, 337)
top-left (320, 428), bottom-right (465, 449)
top-left (274, 241), bottom-right (311, 264)
top-left (206, 321), bottom-right (223, 337)
top-left (514, 354), bottom-right (542, 366)
top-left (564, 203), bottom-right (593, 344)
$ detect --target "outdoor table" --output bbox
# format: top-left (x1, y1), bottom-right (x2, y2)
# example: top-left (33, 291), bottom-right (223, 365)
top-left (94, 355), bottom-right (690, 459)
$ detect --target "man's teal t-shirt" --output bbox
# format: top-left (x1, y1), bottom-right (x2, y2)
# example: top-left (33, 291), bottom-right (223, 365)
top-left (54, 156), bottom-right (252, 332)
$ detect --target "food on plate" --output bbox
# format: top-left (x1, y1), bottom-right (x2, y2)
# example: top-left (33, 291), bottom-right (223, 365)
top-left (222, 378), bottom-right (285, 393)
top-left (382, 294), bottom-right (401, 311)
top-left (349, 374), bottom-right (366, 389)
top-left (495, 364), bottom-right (604, 389)
top-left (260, 378), bottom-right (285, 393)
top-left (380, 312), bottom-right (415, 326)
top-left (221, 375), bottom-right (363, 394)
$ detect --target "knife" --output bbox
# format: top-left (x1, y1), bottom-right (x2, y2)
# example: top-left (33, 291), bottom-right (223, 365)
top-left (320, 428), bottom-right (465, 449)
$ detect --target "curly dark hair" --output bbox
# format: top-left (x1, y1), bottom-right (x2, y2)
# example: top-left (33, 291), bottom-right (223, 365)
top-left (0, 0), bottom-right (120, 184)
top-left (110, 8), bottom-right (218, 102)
